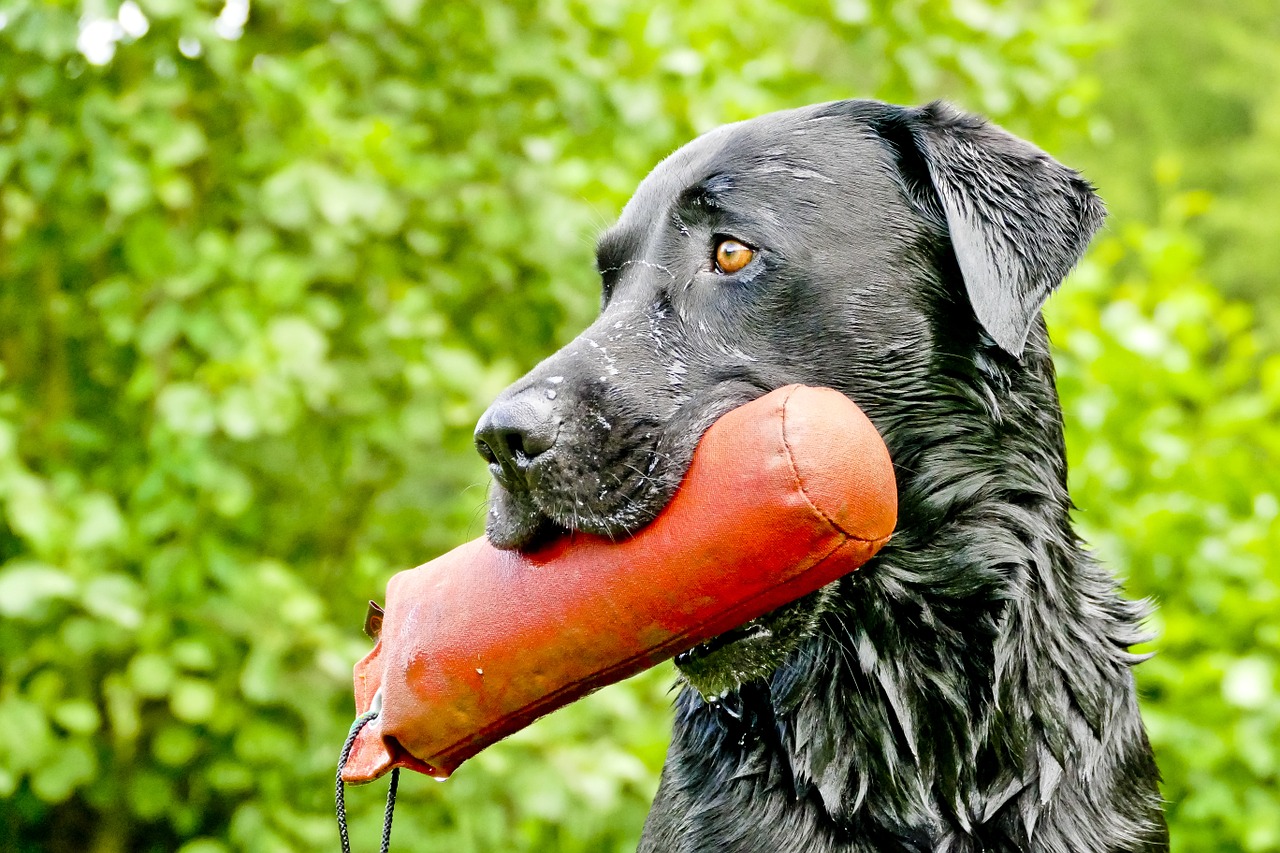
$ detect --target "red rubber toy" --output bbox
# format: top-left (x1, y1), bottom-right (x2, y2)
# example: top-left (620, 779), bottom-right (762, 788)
top-left (342, 384), bottom-right (897, 784)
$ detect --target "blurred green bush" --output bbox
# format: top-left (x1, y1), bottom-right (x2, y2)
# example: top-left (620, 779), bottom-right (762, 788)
top-left (0, 1), bottom-right (1275, 851)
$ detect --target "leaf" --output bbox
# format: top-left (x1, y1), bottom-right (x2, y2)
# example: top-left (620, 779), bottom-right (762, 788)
top-left (31, 740), bottom-right (97, 803)
top-left (0, 561), bottom-right (77, 618)
top-left (81, 573), bottom-right (145, 628)
top-left (52, 700), bottom-right (101, 735)
top-left (0, 697), bottom-right (53, 773)
top-left (170, 678), bottom-right (217, 724)
top-left (73, 493), bottom-right (127, 551)
top-left (156, 382), bottom-right (217, 436)
top-left (128, 653), bottom-right (176, 698)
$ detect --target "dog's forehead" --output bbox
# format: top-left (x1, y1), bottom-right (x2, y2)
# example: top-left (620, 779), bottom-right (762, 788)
top-left (612, 103), bottom-right (891, 235)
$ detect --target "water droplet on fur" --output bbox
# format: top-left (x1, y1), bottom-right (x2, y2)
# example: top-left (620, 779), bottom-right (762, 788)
top-left (547, 376), bottom-right (563, 384)
top-left (475, 667), bottom-right (484, 675)
top-left (546, 390), bottom-right (557, 400)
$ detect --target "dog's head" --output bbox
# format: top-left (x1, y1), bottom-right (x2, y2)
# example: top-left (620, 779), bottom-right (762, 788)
top-left (474, 100), bottom-right (1103, 696)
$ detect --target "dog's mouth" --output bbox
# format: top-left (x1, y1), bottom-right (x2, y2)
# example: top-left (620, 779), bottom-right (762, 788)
top-left (484, 390), bottom-right (746, 551)
top-left (482, 384), bottom-right (831, 696)
top-left (483, 434), bottom-right (680, 552)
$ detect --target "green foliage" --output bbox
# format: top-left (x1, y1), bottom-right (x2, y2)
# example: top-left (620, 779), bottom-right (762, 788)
top-left (1065, 0), bottom-right (1280, 341)
top-left (0, 1), bottom-right (1275, 851)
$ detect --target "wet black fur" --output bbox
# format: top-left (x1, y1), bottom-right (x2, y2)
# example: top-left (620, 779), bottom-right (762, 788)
top-left (476, 100), bottom-right (1168, 851)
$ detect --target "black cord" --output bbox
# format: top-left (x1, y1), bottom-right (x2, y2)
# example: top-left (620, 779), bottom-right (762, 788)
top-left (337, 711), bottom-right (400, 853)
top-left (380, 766), bottom-right (400, 853)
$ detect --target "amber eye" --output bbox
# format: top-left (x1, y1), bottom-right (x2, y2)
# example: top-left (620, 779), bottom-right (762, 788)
top-left (713, 239), bottom-right (754, 274)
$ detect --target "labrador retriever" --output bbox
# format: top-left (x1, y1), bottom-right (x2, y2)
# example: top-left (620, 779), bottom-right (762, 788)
top-left (473, 100), bottom-right (1168, 852)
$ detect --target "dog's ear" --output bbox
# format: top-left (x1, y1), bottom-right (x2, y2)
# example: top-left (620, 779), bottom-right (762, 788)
top-left (873, 102), bottom-right (1105, 358)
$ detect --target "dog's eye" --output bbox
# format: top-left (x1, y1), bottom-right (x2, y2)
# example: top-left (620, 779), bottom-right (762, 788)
top-left (713, 239), bottom-right (754, 275)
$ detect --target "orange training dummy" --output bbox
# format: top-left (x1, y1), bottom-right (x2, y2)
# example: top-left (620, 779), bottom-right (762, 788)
top-left (342, 384), bottom-right (897, 784)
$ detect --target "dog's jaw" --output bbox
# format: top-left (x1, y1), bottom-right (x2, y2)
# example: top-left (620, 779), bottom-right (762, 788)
top-left (484, 477), bottom-right (562, 551)
top-left (674, 588), bottom-right (834, 700)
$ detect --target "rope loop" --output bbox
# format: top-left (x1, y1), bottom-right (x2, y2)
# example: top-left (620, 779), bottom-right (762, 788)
top-left (336, 711), bottom-right (400, 853)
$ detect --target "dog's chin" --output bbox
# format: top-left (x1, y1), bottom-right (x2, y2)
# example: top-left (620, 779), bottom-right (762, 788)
top-left (483, 479), bottom-right (671, 552)
top-left (486, 514), bottom-right (565, 552)
top-left (484, 487), bottom-right (567, 551)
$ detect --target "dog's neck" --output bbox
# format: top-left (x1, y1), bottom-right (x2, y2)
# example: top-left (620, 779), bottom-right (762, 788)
top-left (653, 335), bottom-right (1166, 851)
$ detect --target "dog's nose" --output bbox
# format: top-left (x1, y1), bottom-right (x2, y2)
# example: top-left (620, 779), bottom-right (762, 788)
top-left (474, 389), bottom-right (559, 489)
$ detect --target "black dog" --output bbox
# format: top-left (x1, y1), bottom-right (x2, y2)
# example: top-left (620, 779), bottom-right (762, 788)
top-left (474, 100), bottom-right (1168, 852)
